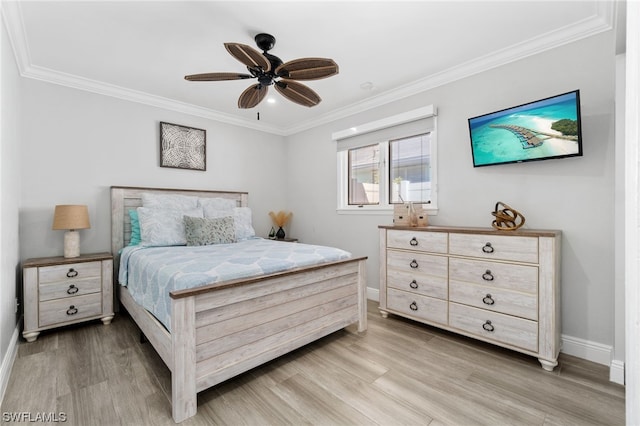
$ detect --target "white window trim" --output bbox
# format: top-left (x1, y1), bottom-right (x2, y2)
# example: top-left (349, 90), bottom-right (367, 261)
top-left (334, 106), bottom-right (438, 215)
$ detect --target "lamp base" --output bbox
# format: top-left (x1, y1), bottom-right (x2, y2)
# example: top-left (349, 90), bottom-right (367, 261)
top-left (63, 230), bottom-right (80, 258)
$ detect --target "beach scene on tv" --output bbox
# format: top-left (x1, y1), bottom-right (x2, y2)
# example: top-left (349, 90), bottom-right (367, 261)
top-left (469, 92), bottom-right (581, 167)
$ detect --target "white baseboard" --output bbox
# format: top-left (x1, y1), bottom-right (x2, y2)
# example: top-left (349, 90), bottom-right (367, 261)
top-left (560, 334), bottom-right (613, 366)
top-left (366, 286), bottom-right (622, 383)
top-left (367, 287), bottom-right (380, 302)
top-left (0, 324), bottom-right (20, 405)
top-left (609, 359), bottom-right (625, 385)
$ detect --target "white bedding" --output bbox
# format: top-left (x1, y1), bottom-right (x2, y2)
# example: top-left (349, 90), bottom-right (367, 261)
top-left (119, 238), bottom-right (352, 330)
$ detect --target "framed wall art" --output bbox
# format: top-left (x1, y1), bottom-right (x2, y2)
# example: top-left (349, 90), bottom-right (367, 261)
top-left (160, 122), bottom-right (206, 171)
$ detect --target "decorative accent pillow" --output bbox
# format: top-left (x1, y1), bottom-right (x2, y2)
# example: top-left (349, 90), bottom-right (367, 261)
top-left (184, 216), bottom-right (236, 246)
top-left (137, 207), bottom-right (203, 246)
top-left (203, 206), bottom-right (255, 240)
top-left (141, 193), bottom-right (199, 210)
top-left (128, 209), bottom-right (141, 246)
top-left (198, 197), bottom-right (237, 212)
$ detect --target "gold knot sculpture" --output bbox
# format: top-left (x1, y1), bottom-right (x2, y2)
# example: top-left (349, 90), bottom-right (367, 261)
top-left (491, 201), bottom-right (525, 231)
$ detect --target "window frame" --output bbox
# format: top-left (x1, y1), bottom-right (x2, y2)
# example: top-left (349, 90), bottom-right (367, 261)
top-left (334, 106), bottom-right (438, 215)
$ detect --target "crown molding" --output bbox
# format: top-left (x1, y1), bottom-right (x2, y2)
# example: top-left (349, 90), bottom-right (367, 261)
top-left (282, 1), bottom-right (615, 136)
top-left (3, 1), bottom-right (615, 137)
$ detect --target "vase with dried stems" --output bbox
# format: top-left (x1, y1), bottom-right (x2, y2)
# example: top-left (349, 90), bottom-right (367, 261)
top-left (269, 211), bottom-right (293, 239)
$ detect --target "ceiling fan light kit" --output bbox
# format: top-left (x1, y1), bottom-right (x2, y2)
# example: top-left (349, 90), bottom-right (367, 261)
top-left (185, 33), bottom-right (339, 109)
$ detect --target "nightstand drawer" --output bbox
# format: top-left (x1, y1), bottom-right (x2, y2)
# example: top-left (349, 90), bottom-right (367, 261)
top-left (39, 293), bottom-right (102, 327)
top-left (38, 261), bottom-right (102, 284)
top-left (39, 277), bottom-right (102, 302)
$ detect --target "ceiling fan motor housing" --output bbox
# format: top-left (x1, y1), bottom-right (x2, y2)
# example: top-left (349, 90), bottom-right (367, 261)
top-left (255, 33), bottom-right (276, 52)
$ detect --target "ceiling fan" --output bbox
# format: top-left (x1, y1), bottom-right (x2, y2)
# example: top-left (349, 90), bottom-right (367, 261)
top-left (184, 33), bottom-right (339, 109)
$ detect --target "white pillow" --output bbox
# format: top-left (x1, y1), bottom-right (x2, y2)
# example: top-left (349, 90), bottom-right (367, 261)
top-left (138, 207), bottom-right (203, 246)
top-left (141, 193), bottom-right (199, 210)
top-left (204, 206), bottom-right (255, 240)
top-left (198, 197), bottom-right (237, 212)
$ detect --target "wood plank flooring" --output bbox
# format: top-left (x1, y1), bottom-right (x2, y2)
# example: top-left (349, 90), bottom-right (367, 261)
top-left (1, 301), bottom-right (624, 425)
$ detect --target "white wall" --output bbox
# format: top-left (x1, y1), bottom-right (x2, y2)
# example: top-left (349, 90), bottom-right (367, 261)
top-left (0, 14), bottom-right (22, 400)
top-left (19, 79), bottom-right (288, 260)
top-left (286, 32), bottom-right (616, 349)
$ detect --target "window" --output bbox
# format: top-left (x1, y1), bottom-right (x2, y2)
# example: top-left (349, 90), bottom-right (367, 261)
top-left (389, 133), bottom-right (431, 204)
top-left (348, 144), bottom-right (380, 205)
top-left (334, 106), bottom-right (437, 213)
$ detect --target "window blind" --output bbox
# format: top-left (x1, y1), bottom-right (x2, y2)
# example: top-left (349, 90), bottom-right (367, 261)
top-left (333, 106), bottom-right (436, 152)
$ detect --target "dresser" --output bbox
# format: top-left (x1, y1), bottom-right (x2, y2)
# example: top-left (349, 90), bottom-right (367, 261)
top-left (379, 226), bottom-right (561, 371)
top-left (22, 252), bottom-right (114, 342)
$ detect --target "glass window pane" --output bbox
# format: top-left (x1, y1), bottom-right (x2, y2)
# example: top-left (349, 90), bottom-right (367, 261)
top-left (390, 133), bottom-right (431, 203)
top-left (348, 144), bottom-right (380, 205)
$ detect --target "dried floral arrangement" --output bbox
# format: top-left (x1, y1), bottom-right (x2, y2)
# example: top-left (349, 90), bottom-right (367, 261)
top-left (269, 211), bottom-right (292, 227)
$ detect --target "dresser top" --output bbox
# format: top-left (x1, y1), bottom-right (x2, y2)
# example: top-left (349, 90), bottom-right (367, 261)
top-left (378, 225), bottom-right (561, 238)
top-left (23, 252), bottom-right (112, 268)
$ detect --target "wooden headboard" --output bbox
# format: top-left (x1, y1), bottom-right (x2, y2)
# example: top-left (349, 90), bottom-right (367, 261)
top-left (110, 186), bottom-right (248, 276)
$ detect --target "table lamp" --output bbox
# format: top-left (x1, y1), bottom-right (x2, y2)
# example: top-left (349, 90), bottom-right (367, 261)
top-left (52, 205), bottom-right (91, 258)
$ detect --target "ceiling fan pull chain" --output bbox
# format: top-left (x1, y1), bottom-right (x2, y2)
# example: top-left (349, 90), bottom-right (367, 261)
top-left (257, 112), bottom-right (260, 121)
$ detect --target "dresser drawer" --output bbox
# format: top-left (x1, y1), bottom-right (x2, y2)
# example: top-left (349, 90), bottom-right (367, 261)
top-left (39, 277), bottom-right (102, 302)
top-left (449, 282), bottom-right (538, 320)
top-left (39, 293), bottom-right (102, 327)
top-left (387, 250), bottom-right (448, 277)
top-left (387, 230), bottom-right (447, 254)
top-left (387, 288), bottom-right (447, 325)
top-left (449, 258), bottom-right (538, 294)
top-left (38, 261), bottom-right (102, 284)
top-left (449, 233), bottom-right (538, 263)
top-left (449, 303), bottom-right (538, 352)
top-left (387, 269), bottom-right (447, 300)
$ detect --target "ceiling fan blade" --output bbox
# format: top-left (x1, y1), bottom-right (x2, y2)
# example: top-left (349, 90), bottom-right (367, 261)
top-left (224, 43), bottom-right (270, 72)
top-left (275, 80), bottom-right (321, 107)
top-left (238, 83), bottom-right (268, 109)
top-left (275, 58), bottom-right (339, 80)
top-left (184, 72), bottom-right (253, 81)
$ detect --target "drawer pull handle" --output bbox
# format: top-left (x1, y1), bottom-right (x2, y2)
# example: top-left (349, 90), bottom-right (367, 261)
top-left (66, 268), bottom-right (79, 278)
top-left (409, 280), bottom-right (418, 289)
top-left (409, 260), bottom-right (419, 269)
top-left (409, 237), bottom-right (419, 246)
top-left (482, 320), bottom-right (495, 332)
top-left (482, 294), bottom-right (495, 305)
top-left (482, 242), bottom-right (494, 254)
top-left (67, 284), bottom-right (79, 295)
top-left (409, 301), bottom-right (418, 311)
top-left (66, 305), bottom-right (78, 316)
top-left (482, 270), bottom-right (494, 281)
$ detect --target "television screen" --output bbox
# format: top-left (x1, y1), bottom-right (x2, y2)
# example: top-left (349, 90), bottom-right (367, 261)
top-left (468, 90), bottom-right (583, 167)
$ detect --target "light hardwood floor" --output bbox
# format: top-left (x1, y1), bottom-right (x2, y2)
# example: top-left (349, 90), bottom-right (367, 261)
top-left (1, 301), bottom-right (624, 425)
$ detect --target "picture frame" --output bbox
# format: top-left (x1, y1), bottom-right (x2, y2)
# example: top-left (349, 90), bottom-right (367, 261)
top-left (160, 121), bottom-right (206, 171)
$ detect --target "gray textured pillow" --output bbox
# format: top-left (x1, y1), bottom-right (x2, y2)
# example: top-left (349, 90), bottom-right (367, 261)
top-left (184, 216), bottom-right (236, 246)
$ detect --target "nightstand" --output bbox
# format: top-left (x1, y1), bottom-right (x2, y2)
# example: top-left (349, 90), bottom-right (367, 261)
top-left (22, 252), bottom-right (114, 342)
top-left (273, 237), bottom-right (298, 243)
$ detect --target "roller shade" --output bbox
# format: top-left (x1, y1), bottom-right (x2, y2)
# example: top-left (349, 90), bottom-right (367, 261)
top-left (333, 105), bottom-right (436, 152)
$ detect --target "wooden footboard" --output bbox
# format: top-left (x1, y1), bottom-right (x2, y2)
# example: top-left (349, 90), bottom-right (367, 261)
top-left (170, 257), bottom-right (367, 422)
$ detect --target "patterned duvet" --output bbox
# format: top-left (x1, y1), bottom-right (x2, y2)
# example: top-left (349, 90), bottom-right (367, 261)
top-left (118, 238), bottom-right (352, 331)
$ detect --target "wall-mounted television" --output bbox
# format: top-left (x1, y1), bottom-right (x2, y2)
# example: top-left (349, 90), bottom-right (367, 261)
top-left (468, 90), bottom-right (583, 167)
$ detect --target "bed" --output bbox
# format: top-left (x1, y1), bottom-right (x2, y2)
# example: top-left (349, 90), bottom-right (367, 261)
top-left (110, 186), bottom-right (367, 422)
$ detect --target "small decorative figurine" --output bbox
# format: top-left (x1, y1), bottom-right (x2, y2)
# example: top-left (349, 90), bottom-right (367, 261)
top-left (491, 201), bottom-right (525, 231)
